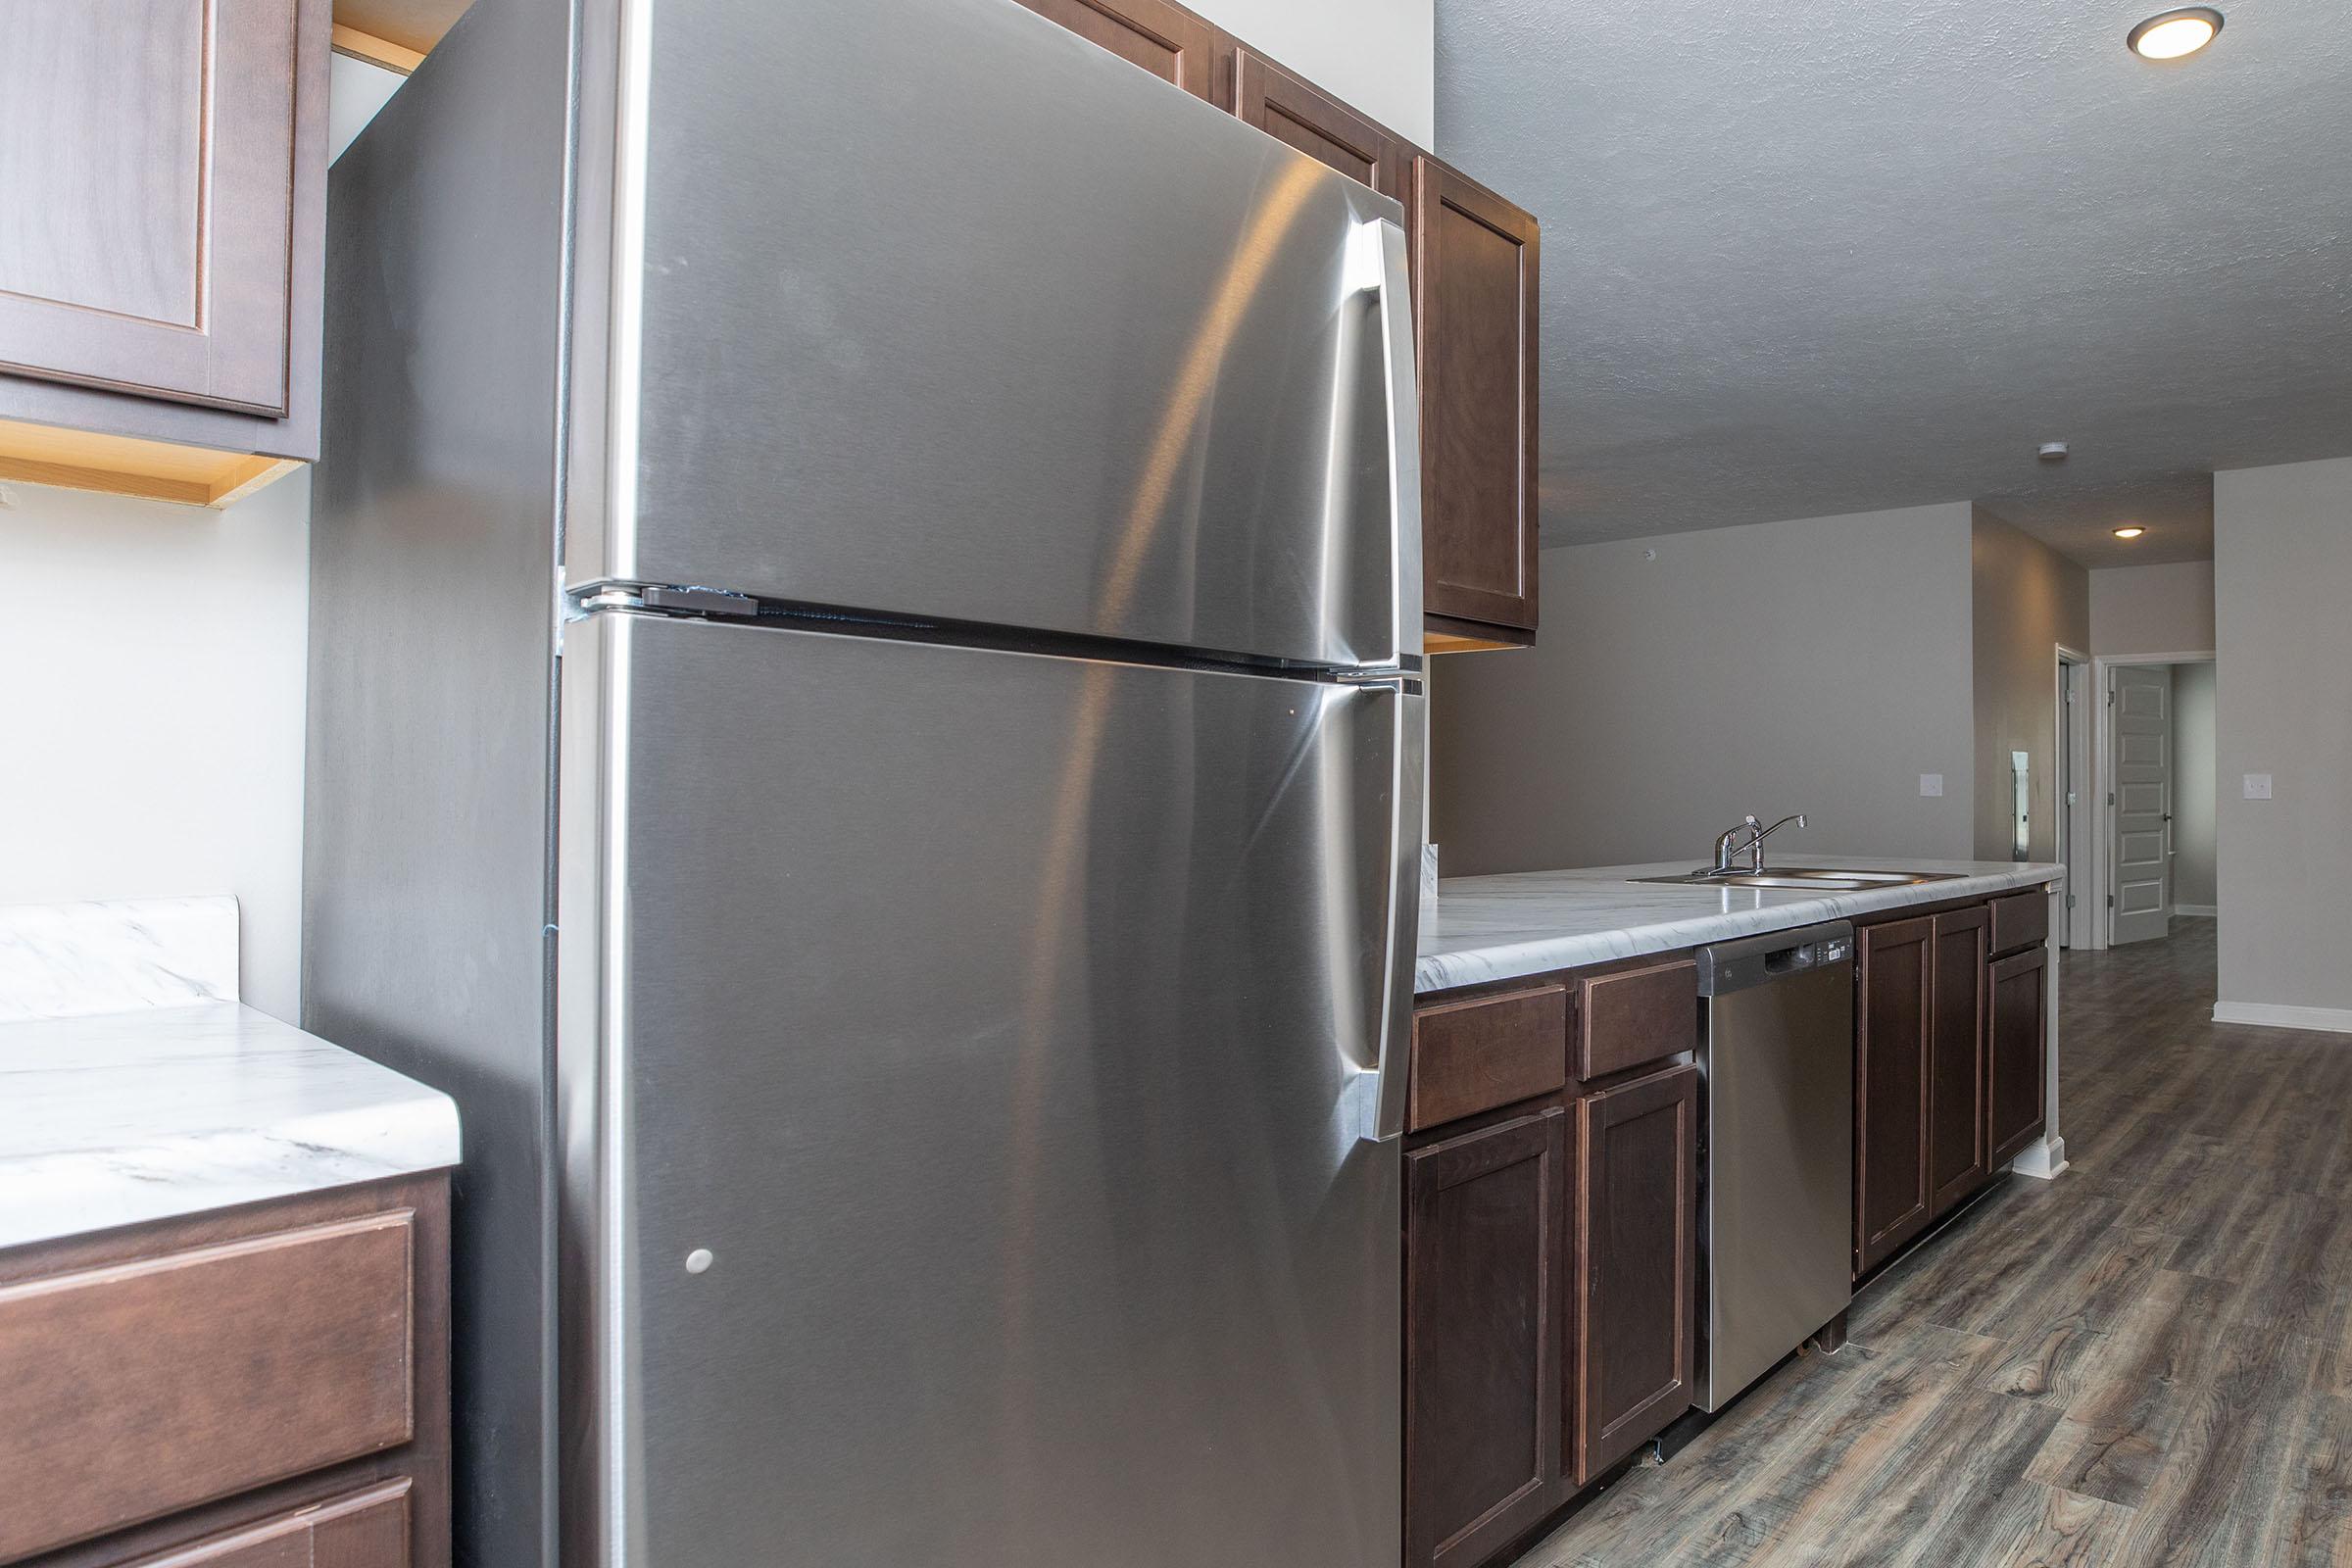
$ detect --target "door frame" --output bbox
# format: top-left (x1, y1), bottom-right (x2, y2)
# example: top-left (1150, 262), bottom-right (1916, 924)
top-left (2055, 647), bottom-right (2091, 950)
top-left (2088, 650), bottom-right (2214, 951)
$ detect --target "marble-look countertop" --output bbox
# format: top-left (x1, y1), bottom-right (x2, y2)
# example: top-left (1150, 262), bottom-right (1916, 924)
top-left (0, 1002), bottom-right (462, 1251)
top-left (0, 896), bottom-right (460, 1253)
top-left (1417, 857), bottom-right (2064, 995)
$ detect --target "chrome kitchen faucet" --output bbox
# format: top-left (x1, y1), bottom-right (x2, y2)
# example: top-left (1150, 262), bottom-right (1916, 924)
top-left (1708, 812), bottom-right (1808, 876)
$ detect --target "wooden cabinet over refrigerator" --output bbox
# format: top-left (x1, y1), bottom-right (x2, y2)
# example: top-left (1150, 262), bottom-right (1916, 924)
top-left (0, 0), bottom-right (331, 507)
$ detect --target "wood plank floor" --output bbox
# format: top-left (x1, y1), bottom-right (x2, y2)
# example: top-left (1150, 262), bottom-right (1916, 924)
top-left (1509, 919), bottom-right (2352, 1567)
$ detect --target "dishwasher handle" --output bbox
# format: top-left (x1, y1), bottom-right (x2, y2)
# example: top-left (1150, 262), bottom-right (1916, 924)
top-left (1695, 920), bottom-right (1854, 997)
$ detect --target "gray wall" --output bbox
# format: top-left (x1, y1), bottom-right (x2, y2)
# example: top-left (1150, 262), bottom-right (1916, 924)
top-left (1970, 511), bottom-right (2090, 864)
top-left (2089, 559), bottom-right (2217, 655)
top-left (1430, 503), bottom-right (1979, 875)
top-left (2215, 456), bottom-right (2352, 1014)
top-left (2173, 661), bottom-right (2218, 911)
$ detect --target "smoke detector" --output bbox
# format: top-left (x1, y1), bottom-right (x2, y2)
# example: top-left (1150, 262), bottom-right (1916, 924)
top-left (2037, 442), bottom-right (2070, 462)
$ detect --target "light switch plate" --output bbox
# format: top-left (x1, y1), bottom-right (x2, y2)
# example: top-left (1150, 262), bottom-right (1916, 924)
top-left (1920, 773), bottom-right (1944, 798)
top-left (2244, 772), bottom-right (2274, 800)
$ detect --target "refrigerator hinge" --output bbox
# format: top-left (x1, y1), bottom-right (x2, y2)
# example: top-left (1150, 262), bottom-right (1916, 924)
top-left (1335, 669), bottom-right (1423, 695)
top-left (565, 583), bottom-right (761, 620)
top-left (568, 585), bottom-right (643, 617)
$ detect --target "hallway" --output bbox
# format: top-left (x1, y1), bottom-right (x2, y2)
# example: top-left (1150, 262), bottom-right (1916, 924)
top-left (1511, 918), bottom-right (2352, 1566)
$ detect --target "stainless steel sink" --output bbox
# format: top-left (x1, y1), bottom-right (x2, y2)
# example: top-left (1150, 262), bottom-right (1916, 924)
top-left (1634, 867), bottom-right (1965, 892)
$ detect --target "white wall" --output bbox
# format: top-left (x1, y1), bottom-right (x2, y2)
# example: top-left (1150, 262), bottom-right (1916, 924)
top-left (0, 475), bottom-right (311, 1018)
top-left (1194, 0), bottom-right (1434, 146)
top-left (2090, 559), bottom-right (2216, 655)
top-left (2173, 661), bottom-right (2217, 911)
top-left (1431, 503), bottom-right (1979, 875)
top-left (2214, 456), bottom-right (2352, 1016)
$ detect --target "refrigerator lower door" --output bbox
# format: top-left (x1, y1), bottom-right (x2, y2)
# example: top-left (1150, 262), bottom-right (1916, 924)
top-left (558, 613), bottom-right (1413, 1566)
top-left (578, 0), bottom-right (1418, 669)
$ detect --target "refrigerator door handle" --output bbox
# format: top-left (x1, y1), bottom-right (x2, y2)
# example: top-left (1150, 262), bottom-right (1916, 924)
top-left (1367, 681), bottom-right (1428, 1142)
top-left (1352, 217), bottom-right (1424, 667)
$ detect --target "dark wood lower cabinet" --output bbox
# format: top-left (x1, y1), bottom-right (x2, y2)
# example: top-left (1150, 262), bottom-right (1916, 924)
top-left (0, 1174), bottom-right (449, 1568)
top-left (1006, 0), bottom-right (1220, 101)
top-left (1926, 908), bottom-right (1990, 1215)
top-left (1404, 1105), bottom-right (1568, 1568)
top-left (1572, 1064), bottom-right (1697, 1485)
top-left (1987, 946), bottom-right (2050, 1165)
top-left (1855, 915), bottom-right (1934, 1276)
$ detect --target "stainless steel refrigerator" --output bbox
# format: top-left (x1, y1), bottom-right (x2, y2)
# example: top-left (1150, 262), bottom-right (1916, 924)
top-left (306, 0), bottom-right (1426, 1563)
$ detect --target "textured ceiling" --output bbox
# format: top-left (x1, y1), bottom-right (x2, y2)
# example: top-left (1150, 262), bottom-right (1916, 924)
top-left (1438, 0), bottom-right (2352, 566)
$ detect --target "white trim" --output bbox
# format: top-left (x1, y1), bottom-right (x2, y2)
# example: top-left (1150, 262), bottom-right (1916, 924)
top-left (2174, 904), bottom-right (2217, 918)
top-left (2009, 1136), bottom-right (2068, 1181)
top-left (2089, 650), bottom-right (2216, 951)
top-left (2056, 647), bottom-right (2091, 949)
top-left (2214, 1002), bottom-right (2352, 1035)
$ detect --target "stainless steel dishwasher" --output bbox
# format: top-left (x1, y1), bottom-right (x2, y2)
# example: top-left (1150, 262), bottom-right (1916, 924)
top-left (1694, 920), bottom-right (1855, 1412)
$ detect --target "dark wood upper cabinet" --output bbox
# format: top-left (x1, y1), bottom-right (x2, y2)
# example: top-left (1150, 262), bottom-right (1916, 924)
top-left (1987, 946), bottom-right (2050, 1167)
top-left (1413, 156), bottom-right (1541, 640)
top-left (1404, 1106), bottom-right (1568, 1568)
top-left (1229, 49), bottom-right (1405, 198)
top-left (0, 0), bottom-right (306, 416)
top-left (0, 0), bottom-right (327, 502)
top-left (1926, 908), bottom-right (1990, 1216)
top-left (1572, 1064), bottom-right (1696, 1485)
top-left (1009, 0), bottom-right (1219, 101)
top-left (1855, 916), bottom-right (1934, 1277)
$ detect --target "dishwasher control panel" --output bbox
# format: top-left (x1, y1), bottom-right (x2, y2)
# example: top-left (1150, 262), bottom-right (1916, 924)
top-left (1694, 920), bottom-right (1854, 997)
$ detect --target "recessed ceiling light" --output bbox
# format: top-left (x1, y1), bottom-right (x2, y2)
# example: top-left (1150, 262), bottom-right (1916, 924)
top-left (2129, 7), bottom-right (2224, 61)
top-left (2114, 525), bottom-right (2147, 539)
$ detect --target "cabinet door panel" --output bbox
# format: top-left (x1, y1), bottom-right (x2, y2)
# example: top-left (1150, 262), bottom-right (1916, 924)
top-left (1405, 1107), bottom-right (1567, 1568)
top-left (1856, 917), bottom-right (1933, 1276)
top-left (0, 0), bottom-right (303, 415)
top-left (1927, 908), bottom-right (1990, 1216)
top-left (1573, 1064), bottom-right (1696, 1484)
top-left (1413, 157), bottom-right (1540, 633)
top-left (1988, 947), bottom-right (2049, 1166)
top-left (109, 1481), bottom-right (410, 1568)
top-left (1009, 0), bottom-right (1217, 101)
top-left (0, 1211), bottom-right (416, 1561)
top-left (1232, 50), bottom-right (1404, 199)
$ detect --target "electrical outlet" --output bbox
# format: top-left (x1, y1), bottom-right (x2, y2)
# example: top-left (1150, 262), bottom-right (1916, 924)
top-left (2244, 773), bottom-right (2274, 801)
top-left (1920, 774), bottom-right (1944, 798)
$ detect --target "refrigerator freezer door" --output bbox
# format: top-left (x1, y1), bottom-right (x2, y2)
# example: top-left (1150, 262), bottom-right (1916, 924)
top-left (580, 0), bottom-right (1415, 669)
top-left (560, 613), bottom-right (1407, 1565)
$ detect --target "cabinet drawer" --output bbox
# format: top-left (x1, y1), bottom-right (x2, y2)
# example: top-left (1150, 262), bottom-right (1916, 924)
top-left (1575, 956), bottom-right (1698, 1082)
top-left (1409, 984), bottom-right (1569, 1132)
top-left (1989, 891), bottom-right (2049, 956)
top-left (0, 1211), bottom-right (416, 1561)
top-left (111, 1481), bottom-right (411, 1568)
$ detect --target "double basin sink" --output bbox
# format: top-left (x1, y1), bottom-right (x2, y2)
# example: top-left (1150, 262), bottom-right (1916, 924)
top-left (1635, 866), bottom-right (1964, 893)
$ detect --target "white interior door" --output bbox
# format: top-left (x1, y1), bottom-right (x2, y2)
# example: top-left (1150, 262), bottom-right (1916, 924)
top-left (2110, 664), bottom-right (2174, 944)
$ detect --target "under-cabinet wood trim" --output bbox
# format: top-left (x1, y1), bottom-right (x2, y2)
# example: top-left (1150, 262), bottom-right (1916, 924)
top-left (0, 416), bottom-right (304, 507)
top-left (331, 23), bottom-right (425, 74)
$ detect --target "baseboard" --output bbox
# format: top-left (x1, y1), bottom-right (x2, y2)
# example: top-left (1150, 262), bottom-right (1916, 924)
top-left (2009, 1137), bottom-right (2068, 1181)
top-left (2214, 1002), bottom-right (2352, 1036)
top-left (2174, 904), bottom-right (2217, 918)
